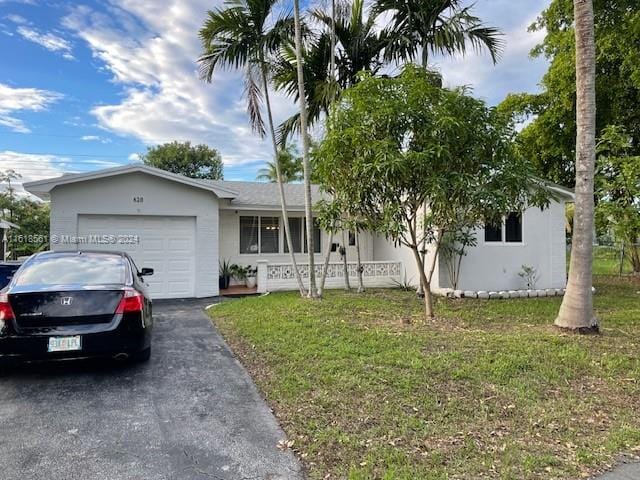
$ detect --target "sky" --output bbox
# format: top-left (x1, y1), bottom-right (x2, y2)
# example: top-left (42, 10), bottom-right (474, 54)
top-left (0, 0), bottom-right (551, 185)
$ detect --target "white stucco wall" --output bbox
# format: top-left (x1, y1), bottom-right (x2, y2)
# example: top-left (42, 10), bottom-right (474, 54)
top-left (373, 235), bottom-right (440, 290)
top-left (49, 172), bottom-right (220, 298)
top-left (218, 208), bottom-right (374, 269)
top-left (438, 200), bottom-right (567, 291)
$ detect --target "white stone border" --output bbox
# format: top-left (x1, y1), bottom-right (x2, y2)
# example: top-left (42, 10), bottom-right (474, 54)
top-left (432, 287), bottom-right (595, 299)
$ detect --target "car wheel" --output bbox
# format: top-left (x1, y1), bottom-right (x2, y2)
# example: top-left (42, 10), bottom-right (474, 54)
top-left (132, 347), bottom-right (151, 363)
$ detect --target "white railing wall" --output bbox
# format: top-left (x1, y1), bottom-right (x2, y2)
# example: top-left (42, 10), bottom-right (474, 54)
top-left (256, 260), bottom-right (402, 293)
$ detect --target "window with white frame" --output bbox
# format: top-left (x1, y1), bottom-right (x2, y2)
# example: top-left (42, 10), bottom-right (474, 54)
top-left (285, 217), bottom-right (321, 253)
top-left (484, 212), bottom-right (523, 243)
top-left (241, 215), bottom-right (321, 254)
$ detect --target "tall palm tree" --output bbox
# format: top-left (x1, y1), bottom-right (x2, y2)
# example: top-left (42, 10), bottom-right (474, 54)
top-left (273, 0), bottom-right (386, 141)
top-left (373, 0), bottom-right (504, 67)
top-left (198, 0), bottom-right (307, 296)
top-left (555, 0), bottom-right (598, 331)
top-left (292, 0), bottom-right (318, 298)
top-left (256, 146), bottom-right (303, 182)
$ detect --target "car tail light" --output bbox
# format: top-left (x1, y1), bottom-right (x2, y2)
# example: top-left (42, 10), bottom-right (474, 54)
top-left (0, 293), bottom-right (15, 332)
top-left (115, 289), bottom-right (144, 314)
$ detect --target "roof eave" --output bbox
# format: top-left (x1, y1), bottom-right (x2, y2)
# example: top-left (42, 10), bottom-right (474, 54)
top-left (23, 164), bottom-right (238, 199)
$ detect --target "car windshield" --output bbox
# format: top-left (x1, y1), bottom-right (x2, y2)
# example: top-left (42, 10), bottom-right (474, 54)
top-left (15, 254), bottom-right (127, 286)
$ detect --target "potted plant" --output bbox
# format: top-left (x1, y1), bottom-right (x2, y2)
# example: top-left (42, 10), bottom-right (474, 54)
top-left (245, 266), bottom-right (257, 288)
top-left (230, 264), bottom-right (248, 285)
top-left (219, 259), bottom-right (232, 290)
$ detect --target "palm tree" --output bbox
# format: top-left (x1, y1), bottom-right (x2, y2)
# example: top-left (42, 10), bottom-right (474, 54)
top-left (555, 0), bottom-right (598, 332)
top-left (373, 0), bottom-right (504, 67)
top-left (273, 0), bottom-right (386, 141)
top-left (198, 0), bottom-right (307, 296)
top-left (292, 0), bottom-right (318, 298)
top-left (275, 0), bottom-right (387, 294)
top-left (256, 146), bottom-right (303, 182)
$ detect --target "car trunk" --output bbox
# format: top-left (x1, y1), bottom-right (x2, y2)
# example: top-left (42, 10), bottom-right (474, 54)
top-left (9, 290), bottom-right (123, 329)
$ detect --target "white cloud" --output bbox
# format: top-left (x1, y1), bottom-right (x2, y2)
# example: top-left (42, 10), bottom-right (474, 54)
top-left (81, 134), bottom-right (111, 143)
top-left (0, 83), bottom-right (63, 133)
top-left (0, 152), bottom-right (125, 186)
top-left (128, 153), bottom-right (141, 162)
top-left (16, 25), bottom-right (75, 60)
top-left (62, 1), bottom-right (297, 167)
top-left (0, 151), bottom-right (69, 183)
top-left (4, 14), bottom-right (27, 24)
top-left (432, 0), bottom-right (550, 105)
top-left (61, 0), bottom-right (551, 172)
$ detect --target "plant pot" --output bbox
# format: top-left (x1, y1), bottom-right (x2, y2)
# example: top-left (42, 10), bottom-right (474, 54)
top-left (219, 275), bottom-right (230, 290)
top-left (246, 276), bottom-right (257, 289)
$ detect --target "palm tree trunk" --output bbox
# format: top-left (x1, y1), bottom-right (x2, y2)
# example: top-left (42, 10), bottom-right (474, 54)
top-left (355, 228), bottom-right (364, 293)
top-left (421, 42), bottom-right (428, 68)
top-left (260, 64), bottom-right (306, 296)
top-left (318, 228), bottom-right (334, 295)
top-left (293, 0), bottom-right (318, 298)
top-left (554, 0), bottom-right (598, 332)
top-left (341, 231), bottom-right (351, 290)
top-left (330, 0), bottom-right (336, 80)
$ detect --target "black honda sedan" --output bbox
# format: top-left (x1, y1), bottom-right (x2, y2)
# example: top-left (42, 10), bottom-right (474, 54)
top-left (0, 250), bottom-right (154, 366)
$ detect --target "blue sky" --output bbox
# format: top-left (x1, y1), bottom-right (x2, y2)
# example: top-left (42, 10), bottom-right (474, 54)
top-left (0, 0), bottom-right (551, 184)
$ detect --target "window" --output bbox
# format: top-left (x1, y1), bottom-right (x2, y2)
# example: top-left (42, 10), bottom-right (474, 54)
top-left (240, 216), bottom-right (259, 253)
top-left (284, 217), bottom-right (321, 254)
top-left (284, 218), bottom-right (303, 253)
top-left (348, 231), bottom-right (356, 246)
top-left (484, 223), bottom-right (502, 242)
top-left (260, 216), bottom-right (280, 253)
top-left (505, 212), bottom-right (522, 243)
top-left (484, 212), bottom-right (523, 243)
top-left (303, 219), bottom-right (321, 253)
top-left (16, 254), bottom-right (127, 286)
top-left (241, 215), bottom-right (322, 254)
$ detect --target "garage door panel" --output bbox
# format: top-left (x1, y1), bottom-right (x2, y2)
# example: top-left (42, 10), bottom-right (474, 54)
top-left (77, 215), bottom-right (196, 299)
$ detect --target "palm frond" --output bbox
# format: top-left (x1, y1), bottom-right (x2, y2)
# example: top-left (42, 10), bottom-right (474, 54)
top-left (245, 63), bottom-right (266, 137)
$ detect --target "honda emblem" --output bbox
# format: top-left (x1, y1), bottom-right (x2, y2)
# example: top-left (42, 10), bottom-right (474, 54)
top-left (61, 297), bottom-right (73, 306)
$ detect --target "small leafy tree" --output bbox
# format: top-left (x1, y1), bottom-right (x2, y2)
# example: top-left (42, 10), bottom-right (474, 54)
top-left (0, 169), bottom-right (22, 222)
top-left (317, 66), bottom-right (548, 319)
top-left (142, 141), bottom-right (223, 180)
top-left (440, 227), bottom-right (477, 290)
top-left (596, 125), bottom-right (640, 273)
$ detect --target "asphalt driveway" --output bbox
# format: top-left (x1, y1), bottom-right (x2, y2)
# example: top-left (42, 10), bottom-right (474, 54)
top-left (0, 299), bottom-right (304, 480)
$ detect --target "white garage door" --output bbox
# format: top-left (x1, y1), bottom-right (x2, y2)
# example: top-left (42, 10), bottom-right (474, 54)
top-left (77, 215), bottom-right (196, 299)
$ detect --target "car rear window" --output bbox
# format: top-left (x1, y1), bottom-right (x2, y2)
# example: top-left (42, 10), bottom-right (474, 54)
top-left (15, 254), bottom-right (127, 286)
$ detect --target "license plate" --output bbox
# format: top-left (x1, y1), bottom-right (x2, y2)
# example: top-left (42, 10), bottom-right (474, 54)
top-left (48, 336), bottom-right (82, 353)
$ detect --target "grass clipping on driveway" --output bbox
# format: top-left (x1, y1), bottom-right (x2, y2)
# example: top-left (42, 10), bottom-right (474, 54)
top-left (209, 276), bottom-right (640, 480)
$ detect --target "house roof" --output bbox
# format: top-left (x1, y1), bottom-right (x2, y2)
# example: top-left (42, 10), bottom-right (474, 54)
top-left (23, 163), bottom-right (572, 209)
top-left (210, 180), bottom-right (325, 210)
top-left (535, 178), bottom-right (575, 201)
top-left (23, 164), bottom-right (238, 200)
top-left (0, 219), bottom-right (18, 229)
top-left (22, 163), bottom-right (324, 209)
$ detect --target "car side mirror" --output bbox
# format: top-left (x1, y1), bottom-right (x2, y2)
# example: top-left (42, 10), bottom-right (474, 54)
top-left (139, 267), bottom-right (154, 277)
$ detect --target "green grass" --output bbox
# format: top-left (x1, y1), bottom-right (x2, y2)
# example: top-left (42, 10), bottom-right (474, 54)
top-left (209, 275), bottom-right (640, 479)
top-left (591, 246), bottom-right (635, 276)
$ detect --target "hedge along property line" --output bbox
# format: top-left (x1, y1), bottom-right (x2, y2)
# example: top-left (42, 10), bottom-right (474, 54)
top-left (433, 286), bottom-right (597, 299)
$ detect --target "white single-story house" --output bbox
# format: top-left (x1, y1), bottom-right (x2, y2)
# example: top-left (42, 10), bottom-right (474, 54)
top-left (24, 164), bottom-right (574, 299)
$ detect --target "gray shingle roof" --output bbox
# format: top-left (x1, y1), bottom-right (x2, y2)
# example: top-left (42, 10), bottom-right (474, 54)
top-left (208, 181), bottom-right (325, 209)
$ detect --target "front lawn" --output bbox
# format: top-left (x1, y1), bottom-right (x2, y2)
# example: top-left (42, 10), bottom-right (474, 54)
top-left (209, 276), bottom-right (640, 479)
